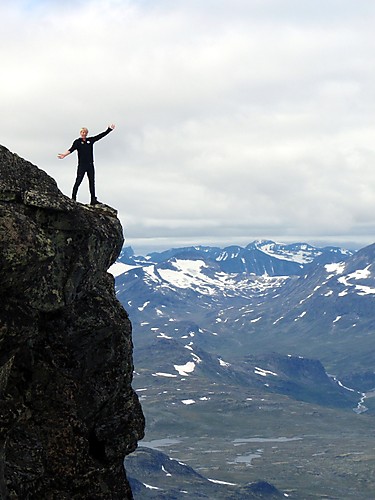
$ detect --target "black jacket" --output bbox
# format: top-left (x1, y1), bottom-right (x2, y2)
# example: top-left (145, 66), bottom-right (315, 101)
top-left (69, 127), bottom-right (112, 165)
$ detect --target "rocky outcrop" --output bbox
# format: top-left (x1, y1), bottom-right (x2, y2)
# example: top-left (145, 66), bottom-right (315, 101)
top-left (0, 145), bottom-right (145, 498)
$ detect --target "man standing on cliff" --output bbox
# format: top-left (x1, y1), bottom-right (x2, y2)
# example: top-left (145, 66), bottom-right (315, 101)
top-left (58, 124), bottom-right (115, 205)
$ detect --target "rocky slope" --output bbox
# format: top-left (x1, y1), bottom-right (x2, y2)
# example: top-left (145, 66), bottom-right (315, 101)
top-left (0, 145), bottom-right (144, 499)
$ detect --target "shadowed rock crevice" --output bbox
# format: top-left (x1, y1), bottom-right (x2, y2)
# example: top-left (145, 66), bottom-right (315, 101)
top-left (0, 145), bottom-right (145, 499)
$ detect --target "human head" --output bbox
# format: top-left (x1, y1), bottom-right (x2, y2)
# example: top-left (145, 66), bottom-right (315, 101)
top-left (80, 127), bottom-right (89, 139)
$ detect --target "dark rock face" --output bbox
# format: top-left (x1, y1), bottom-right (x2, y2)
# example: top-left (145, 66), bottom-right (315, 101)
top-left (0, 145), bottom-right (145, 498)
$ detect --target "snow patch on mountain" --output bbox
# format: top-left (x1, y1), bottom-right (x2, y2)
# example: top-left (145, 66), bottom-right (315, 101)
top-left (138, 301), bottom-right (150, 311)
top-left (144, 483), bottom-right (161, 490)
top-left (219, 358), bottom-right (231, 367)
top-left (138, 259), bottom-right (289, 299)
top-left (334, 267), bottom-right (375, 294)
top-left (325, 262), bottom-right (345, 274)
top-left (174, 361), bottom-right (196, 376)
top-left (108, 262), bottom-right (138, 277)
top-left (356, 285), bottom-right (375, 295)
top-left (157, 332), bottom-right (173, 339)
top-left (144, 265), bottom-right (160, 282)
top-left (158, 260), bottom-right (208, 289)
top-left (254, 241), bottom-right (317, 264)
top-left (252, 240), bottom-right (352, 266)
top-left (254, 367), bottom-right (278, 377)
top-left (347, 266), bottom-right (371, 280)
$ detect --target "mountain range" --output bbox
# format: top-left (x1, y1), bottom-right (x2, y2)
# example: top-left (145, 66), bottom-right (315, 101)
top-left (111, 240), bottom-right (375, 498)
top-left (112, 239), bottom-right (375, 373)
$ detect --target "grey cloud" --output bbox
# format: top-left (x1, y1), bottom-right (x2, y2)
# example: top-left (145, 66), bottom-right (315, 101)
top-left (2, 0), bottom-right (375, 253)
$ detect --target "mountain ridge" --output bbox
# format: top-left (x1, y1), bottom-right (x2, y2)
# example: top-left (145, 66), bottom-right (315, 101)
top-left (116, 239), bottom-right (353, 276)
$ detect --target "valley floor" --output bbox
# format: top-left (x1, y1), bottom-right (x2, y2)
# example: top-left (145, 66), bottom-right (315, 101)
top-left (133, 374), bottom-right (375, 499)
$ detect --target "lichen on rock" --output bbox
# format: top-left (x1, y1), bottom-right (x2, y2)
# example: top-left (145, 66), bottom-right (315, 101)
top-left (0, 145), bottom-right (145, 499)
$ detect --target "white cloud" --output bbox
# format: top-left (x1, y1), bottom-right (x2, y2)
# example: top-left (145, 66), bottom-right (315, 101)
top-left (2, 0), bottom-right (375, 253)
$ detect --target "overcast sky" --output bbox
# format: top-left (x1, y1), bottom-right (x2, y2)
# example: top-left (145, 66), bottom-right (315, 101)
top-left (2, 0), bottom-right (375, 254)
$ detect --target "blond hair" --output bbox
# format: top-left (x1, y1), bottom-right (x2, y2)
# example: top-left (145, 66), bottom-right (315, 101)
top-left (80, 127), bottom-right (88, 134)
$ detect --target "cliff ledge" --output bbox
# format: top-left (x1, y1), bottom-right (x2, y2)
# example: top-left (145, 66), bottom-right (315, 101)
top-left (0, 145), bottom-right (145, 499)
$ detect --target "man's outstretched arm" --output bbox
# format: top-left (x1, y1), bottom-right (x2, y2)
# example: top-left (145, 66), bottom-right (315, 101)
top-left (58, 138), bottom-right (78, 159)
top-left (91, 124), bottom-right (116, 143)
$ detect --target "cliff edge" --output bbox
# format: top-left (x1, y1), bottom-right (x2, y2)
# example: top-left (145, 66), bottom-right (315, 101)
top-left (0, 145), bottom-right (145, 499)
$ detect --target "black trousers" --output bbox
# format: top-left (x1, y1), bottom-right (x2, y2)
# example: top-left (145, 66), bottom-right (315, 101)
top-left (72, 163), bottom-right (96, 201)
